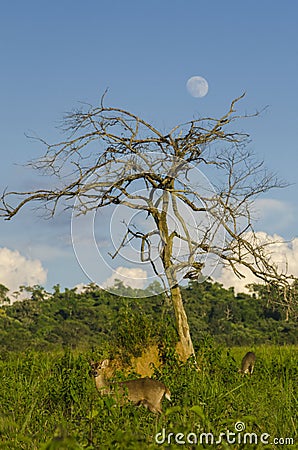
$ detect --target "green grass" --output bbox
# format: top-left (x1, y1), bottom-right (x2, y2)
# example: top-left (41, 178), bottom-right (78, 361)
top-left (0, 345), bottom-right (297, 449)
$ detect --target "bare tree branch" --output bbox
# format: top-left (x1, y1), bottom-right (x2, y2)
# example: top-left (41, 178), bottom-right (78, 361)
top-left (0, 93), bottom-right (293, 359)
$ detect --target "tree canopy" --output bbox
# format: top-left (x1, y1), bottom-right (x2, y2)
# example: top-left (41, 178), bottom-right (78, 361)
top-left (0, 93), bottom-right (294, 359)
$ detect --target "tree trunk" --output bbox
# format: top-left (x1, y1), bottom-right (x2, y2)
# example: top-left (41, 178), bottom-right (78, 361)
top-left (157, 191), bottom-right (195, 361)
top-left (170, 283), bottom-right (195, 361)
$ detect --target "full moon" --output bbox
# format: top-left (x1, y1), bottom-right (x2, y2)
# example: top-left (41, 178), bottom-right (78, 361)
top-left (186, 76), bottom-right (209, 98)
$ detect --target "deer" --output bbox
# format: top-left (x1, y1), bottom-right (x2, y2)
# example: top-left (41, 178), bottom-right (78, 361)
top-left (238, 351), bottom-right (256, 376)
top-left (89, 359), bottom-right (171, 414)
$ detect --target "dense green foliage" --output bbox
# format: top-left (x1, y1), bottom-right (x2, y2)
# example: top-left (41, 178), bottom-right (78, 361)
top-left (0, 280), bottom-right (296, 355)
top-left (0, 344), bottom-right (297, 449)
top-left (0, 281), bottom-right (297, 448)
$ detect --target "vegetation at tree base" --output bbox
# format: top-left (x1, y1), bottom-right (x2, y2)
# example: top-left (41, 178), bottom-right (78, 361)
top-left (0, 280), bottom-right (297, 448)
top-left (0, 280), bottom-right (296, 356)
top-left (0, 345), bottom-right (296, 449)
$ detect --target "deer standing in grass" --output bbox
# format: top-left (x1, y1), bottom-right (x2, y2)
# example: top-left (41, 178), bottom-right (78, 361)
top-left (89, 359), bottom-right (171, 414)
top-left (238, 352), bottom-right (256, 376)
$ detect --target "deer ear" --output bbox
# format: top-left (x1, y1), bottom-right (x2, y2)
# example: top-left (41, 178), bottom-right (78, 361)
top-left (101, 359), bottom-right (110, 368)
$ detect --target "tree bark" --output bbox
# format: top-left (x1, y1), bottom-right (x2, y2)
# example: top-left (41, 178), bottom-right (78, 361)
top-left (170, 283), bottom-right (195, 361)
top-left (156, 190), bottom-right (196, 361)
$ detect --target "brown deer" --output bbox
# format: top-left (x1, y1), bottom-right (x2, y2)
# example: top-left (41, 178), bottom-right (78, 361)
top-left (238, 351), bottom-right (256, 376)
top-left (89, 359), bottom-right (171, 414)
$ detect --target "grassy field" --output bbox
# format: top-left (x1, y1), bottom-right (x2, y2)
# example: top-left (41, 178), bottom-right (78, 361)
top-left (0, 344), bottom-right (297, 449)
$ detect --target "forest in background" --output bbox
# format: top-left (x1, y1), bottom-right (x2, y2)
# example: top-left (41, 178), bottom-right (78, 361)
top-left (0, 279), bottom-right (296, 356)
top-left (1, 279), bottom-right (297, 448)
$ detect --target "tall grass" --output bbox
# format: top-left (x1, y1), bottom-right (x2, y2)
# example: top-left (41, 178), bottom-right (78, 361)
top-left (0, 344), bottom-right (297, 449)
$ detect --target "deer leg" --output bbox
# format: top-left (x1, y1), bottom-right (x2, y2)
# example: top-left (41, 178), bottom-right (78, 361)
top-left (138, 399), bottom-right (162, 414)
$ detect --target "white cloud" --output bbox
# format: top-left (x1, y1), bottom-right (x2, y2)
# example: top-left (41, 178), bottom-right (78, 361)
top-left (74, 283), bottom-right (87, 294)
top-left (0, 247), bottom-right (47, 297)
top-left (215, 232), bottom-right (298, 293)
top-left (102, 266), bottom-right (147, 290)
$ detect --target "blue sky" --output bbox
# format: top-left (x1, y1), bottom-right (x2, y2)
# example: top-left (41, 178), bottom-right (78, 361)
top-left (0, 0), bottom-right (297, 294)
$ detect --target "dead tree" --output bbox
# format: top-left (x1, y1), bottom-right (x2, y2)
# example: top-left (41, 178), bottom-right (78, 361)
top-left (0, 93), bottom-right (293, 360)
